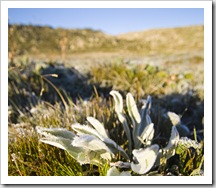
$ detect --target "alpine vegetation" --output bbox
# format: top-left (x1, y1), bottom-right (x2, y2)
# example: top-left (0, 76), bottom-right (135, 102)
top-left (37, 90), bottom-right (182, 175)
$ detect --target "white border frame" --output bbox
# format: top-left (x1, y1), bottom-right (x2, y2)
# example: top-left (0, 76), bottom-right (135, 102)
top-left (1, 1), bottom-right (212, 185)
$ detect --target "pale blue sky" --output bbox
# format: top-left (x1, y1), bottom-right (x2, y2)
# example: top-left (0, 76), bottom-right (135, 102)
top-left (8, 8), bottom-right (204, 35)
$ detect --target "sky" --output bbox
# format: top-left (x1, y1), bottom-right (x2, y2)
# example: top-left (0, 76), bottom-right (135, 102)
top-left (8, 8), bottom-right (204, 35)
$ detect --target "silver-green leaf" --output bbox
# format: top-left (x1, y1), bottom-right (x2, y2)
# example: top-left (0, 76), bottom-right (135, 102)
top-left (36, 126), bottom-right (75, 140)
top-left (126, 92), bottom-right (141, 126)
top-left (139, 96), bottom-right (152, 136)
top-left (110, 91), bottom-right (132, 156)
top-left (126, 92), bottom-right (141, 148)
top-left (107, 166), bottom-right (131, 176)
top-left (167, 111), bottom-right (181, 126)
top-left (72, 134), bottom-right (114, 157)
top-left (131, 144), bottom-right (159, 174)
top-left (138, 123), bottom-right (154, 147)
top-left (87, 116), bottom-right (109, 138)
top-left (109, 90), bottom-right (123, 114)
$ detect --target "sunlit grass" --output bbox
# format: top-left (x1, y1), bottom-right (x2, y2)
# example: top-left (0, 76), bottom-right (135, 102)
top-left (8, 57), bottom-right (204, 176)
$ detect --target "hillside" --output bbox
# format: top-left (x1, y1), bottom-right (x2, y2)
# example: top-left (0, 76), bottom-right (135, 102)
top-left (8, 24), bottom-right (204, 59)
top-left (117, 25), bottom-right (203, 55)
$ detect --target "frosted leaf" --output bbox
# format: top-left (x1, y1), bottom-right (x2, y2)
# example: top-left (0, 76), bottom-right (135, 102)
top-left (71, 134), bottom-right (114, 156)
top-left (116, 112), bottom-right (132, 154)
top-left (72, 123), bottom-right (104, 140)
top-left (107, 166), bottom-right (120, 176)
top-left (126, 92), bottom-right (141, 125)
top-left (36, 126), bottom-right (75, 140)
top-left (76, 149), bottom-right (112, 165)
top-left (110, 90), bottom-right (132, 157)
top-left (72, 123), bottom-right (129, 160)
top-left (155, 126), bottom-right (179, 167)
top-left (103, 137), bottom-right (130, 160)
top-left (120, 171), bottom-right (131, 176)
top-left (126, 93), bottom-right (141, 147)
top-left (107, 166), bottom-right (131, 176)
top-left (36, 126), bottom-right (81, 158)
top-left (167, 112), bottom-right (181, 126)
top-left (131, 144), bottom-right (159, 174)
top-left (37, 126), bottom-right (111, 165)
top-left (138, 123), bottom-right (154, 147)
top-left (110, 90), bottom-right (123, 113)
top-left (39, 135), bottom-right (83, 159)
top-left (158, 126), bottom-right (180, 166)
top-left (164, 126), bottom-right (179, 152)
top-left (87, 116), bottom-right (109, 138)
top-left (40, 138), bottom-right (69, 151)
top-left (139, 96), bottom-right (152, 135)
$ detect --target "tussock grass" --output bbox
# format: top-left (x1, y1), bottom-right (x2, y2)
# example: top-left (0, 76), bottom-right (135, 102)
top-left (89, 60), bottom-right (203, 100)
top-left (9, 130), bottom-right (83, 176)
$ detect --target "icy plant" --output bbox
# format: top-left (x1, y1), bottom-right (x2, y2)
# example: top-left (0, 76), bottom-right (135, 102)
top-left (176, 137), bottom-right (204, 176)
top-left (176, 137), bottom-right (202, 154)
top-left (108, 91), bottom-right (179, 175)
top-left (165, 111), bottom-right (191, 137)
top-left (37, 90), bottom-right (180, 175)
